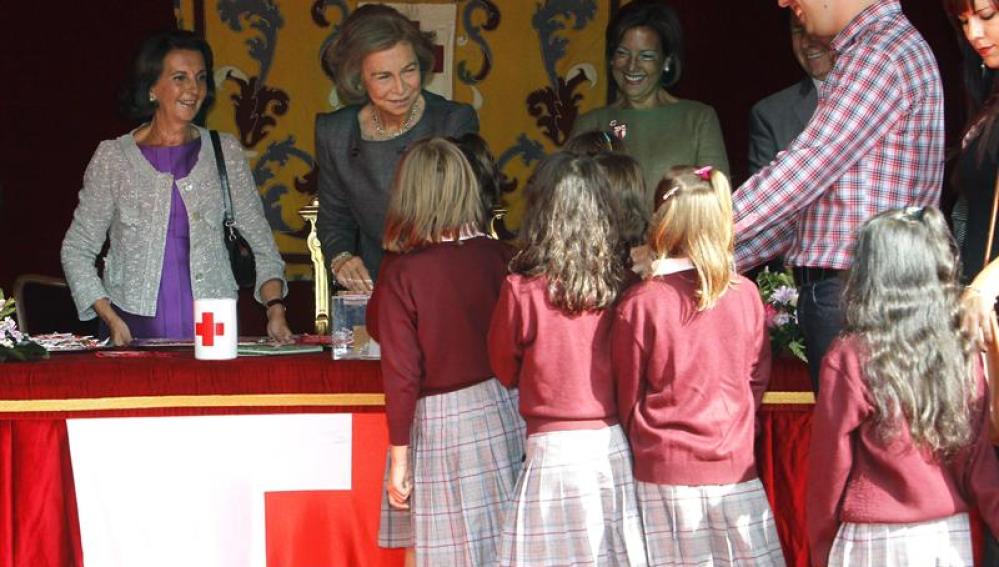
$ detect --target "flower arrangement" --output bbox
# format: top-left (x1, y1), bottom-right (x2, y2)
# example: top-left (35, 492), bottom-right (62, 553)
top-left (0, 290), bottom-right (48, 362)
top-left (755, 268), bottom-right (807, 362)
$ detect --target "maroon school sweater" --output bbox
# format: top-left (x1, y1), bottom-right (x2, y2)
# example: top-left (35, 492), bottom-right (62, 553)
top-left (487, 273), bottom-right (618, 435)
top-left (367, 237), bottom-right (514, 445)
top-left (612, 270), bottom-right (771, 486)
top-left (807, 336), bottom-right (999, 567)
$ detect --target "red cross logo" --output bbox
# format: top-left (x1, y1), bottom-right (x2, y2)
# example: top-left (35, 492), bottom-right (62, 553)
top-left (195, 312), bottom-right (226, 347)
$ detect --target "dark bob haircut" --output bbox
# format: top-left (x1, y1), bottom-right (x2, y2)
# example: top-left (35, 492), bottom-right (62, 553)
top-left (119, 29), bottom-right (215, 122)
top-left (321, 4), bottom-right (436, 106)
top-left (606, 0), bottom-right (684, 93)
top-left (449, 132), bottom-right (502, 223)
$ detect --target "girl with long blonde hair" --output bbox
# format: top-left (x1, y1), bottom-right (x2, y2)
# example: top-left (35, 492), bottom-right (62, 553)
top-left (613, 165), bottom-right (785, 566)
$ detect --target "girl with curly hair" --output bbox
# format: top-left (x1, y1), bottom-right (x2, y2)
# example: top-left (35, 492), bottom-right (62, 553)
top-left (487, 152), bottom-right (647, 566)
top-left (807, 206), bottom-right (999, 566)
top-left (367, 138), bottom-right (524, 566)
top-left (612, 166), bottom-right (784, 566)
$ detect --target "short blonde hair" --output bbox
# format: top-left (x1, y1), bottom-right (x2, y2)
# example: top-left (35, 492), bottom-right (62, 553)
top-left (649, 166), bottom-right (735, 310)
top-left (321, 4), bottom-right (436, 106)
top-left (383, 138), bottom-right (483, 253)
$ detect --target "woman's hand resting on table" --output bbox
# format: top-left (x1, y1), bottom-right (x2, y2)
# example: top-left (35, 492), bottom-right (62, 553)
top-left (265, 304), bottom-right (294, 344)
top-left (94, 298), bottom-right (133, 346)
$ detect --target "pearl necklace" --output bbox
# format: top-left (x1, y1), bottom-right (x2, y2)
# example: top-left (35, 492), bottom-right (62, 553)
top-left (371, 96), bottom-right (422, 140)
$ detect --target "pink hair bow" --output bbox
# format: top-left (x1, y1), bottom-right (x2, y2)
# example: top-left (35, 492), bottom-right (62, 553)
top-left (694, 166), bottom-right (713, 181)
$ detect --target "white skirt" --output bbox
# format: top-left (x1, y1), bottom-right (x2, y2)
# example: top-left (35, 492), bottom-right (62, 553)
top-left (828, 513), bottom-right (972, 567)
top-left (636, 478), bottom-right (785, 566)
top-left (498, 424), bottom-right (648, 566)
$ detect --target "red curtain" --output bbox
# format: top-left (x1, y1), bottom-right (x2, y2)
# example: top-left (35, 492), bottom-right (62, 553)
top-left (0, 421), bottom-right (82, 567)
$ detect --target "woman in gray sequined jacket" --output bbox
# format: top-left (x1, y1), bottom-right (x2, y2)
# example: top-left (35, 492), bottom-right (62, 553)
top-left (61, 31), bottom-right (290, 345)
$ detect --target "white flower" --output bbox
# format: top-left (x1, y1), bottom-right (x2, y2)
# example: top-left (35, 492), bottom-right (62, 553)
top-left (0, 317), bottom-right (22, 344)
top-left (773, 312), bottom-right (791, 327)
top-left (771, 286), bottom-right (798, 306)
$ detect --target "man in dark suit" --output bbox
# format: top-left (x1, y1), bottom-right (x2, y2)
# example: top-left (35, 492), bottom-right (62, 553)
top-left (748, 14), bottom-right (836, 175)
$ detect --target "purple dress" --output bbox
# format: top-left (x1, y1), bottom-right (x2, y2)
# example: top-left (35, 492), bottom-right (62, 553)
top-left (112, 139), bottom-right (200, 339)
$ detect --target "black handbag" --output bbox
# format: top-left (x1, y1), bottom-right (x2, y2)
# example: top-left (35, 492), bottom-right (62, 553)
top-left (210, 130), bottom-right (256, 289)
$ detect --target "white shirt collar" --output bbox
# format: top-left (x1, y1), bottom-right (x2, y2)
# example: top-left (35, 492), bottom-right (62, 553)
top-left (439, 226), bottom-right (486, 243)
top-left (649, 257), bottom-right (695, 277)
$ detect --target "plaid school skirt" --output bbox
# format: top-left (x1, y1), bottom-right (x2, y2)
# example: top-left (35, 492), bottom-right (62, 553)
top-left (636, 478), bottom-right (785, 566)
top-left (376, 379), bottom-right (525, 566)
top-left (498, 424), bottom-right (648, 566)
top-left (828, 513), bottom-right (972, 566)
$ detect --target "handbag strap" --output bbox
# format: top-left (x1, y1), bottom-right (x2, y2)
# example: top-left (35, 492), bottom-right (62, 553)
top-left (209, 130), bottom-right (236, 231)
top-left (983, 172), bottom-right (999, 268)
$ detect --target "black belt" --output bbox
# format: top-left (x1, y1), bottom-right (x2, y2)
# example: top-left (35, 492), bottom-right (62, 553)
top-left (792, 266), bottom-right (843, 287)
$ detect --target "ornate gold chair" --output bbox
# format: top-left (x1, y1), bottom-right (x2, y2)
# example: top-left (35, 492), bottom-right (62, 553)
top-left (298, 198), bottom-right (330, 335)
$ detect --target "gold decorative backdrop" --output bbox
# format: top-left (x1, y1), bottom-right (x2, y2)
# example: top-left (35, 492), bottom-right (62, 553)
top-left (177, 0), bottom-right (613, 279)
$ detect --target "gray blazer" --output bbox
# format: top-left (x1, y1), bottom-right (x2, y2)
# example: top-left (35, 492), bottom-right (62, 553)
top-left (747, 78), bottom-right (818, 175)
top-left (61, 127), bottom-right (286, 321)
top-left (315, 91), bottom-right (478, 280)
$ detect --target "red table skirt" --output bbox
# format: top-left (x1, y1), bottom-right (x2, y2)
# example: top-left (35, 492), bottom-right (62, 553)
top-left (0, 353), bottom-right (980, 566)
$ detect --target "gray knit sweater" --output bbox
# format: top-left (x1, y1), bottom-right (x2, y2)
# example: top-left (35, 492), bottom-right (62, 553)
top-left (61, 127), bottom-right (286, 320)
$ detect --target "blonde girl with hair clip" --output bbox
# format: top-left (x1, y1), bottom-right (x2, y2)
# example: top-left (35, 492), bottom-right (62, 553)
top-left (366, 137), bottom-right (524, 566)
top-left (612, 165), bottom-right (785, 566)
top-left (808, 206), bottom-right (999, 567)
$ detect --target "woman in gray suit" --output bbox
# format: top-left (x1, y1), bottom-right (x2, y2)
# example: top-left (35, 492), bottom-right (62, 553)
top-left (61, 30), bottom-right (291, 345)
top-left (316, 4), bottom-right (478, 292)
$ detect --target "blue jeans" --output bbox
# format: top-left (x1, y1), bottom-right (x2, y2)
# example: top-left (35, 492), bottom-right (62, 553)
top-left (796, 277), bottom-right (845, 393)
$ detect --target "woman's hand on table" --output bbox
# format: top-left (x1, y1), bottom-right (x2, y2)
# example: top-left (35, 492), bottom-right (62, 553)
top-left (107, 318), bottom-right (134, 346)
top-left (333, 254), bottom-right (374, 293)
top-left (93, 298), bottom-right (133, 346)
top-left (265, 305), bottom-right (294, 344)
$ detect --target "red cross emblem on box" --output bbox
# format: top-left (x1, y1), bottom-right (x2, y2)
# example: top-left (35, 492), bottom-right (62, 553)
top-left (195, 312), bottom-right (226, 347)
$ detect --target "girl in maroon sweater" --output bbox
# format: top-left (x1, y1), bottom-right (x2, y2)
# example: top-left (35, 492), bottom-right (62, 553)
top-left (488, 152), bottom-right (647, 566)
top-left (808, 206), bottom-right (999, 566)
top-left (368, 138), bottom-right (524, 566)
top-left (612, 166), bottom-right (784, 566)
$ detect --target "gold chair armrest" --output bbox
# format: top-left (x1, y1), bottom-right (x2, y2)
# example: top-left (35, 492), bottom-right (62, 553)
top-left (298, 198), bottom-right (330, 335)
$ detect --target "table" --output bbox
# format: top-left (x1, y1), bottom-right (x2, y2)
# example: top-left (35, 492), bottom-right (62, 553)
top-left (0, 351), bottom-right (963, 567)
top-left (0, 351), bottom-right (401, 567)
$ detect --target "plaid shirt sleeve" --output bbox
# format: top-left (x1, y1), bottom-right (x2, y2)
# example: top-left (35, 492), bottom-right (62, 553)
top-left (733, 44), bottom-right (906, 265)
top-left (734, 220), bottom-right (796, 273)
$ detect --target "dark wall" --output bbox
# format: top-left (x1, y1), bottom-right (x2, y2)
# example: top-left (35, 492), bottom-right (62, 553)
top-left (0, 1), bottom-right (966, 294)
top-left (0, 3), bottom-right (176, 291)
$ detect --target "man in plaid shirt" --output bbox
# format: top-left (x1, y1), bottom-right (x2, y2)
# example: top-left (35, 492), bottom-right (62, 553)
top-left (733, 0), bottom-right (944, 389)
